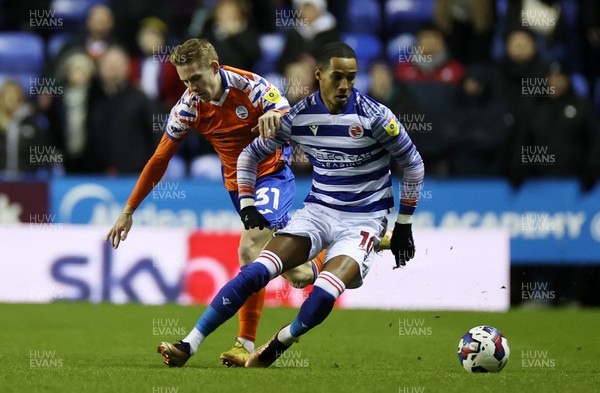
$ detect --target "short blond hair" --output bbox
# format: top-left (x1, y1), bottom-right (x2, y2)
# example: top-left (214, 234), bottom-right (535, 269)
top-left (170, 38), bottom-right (218, 67)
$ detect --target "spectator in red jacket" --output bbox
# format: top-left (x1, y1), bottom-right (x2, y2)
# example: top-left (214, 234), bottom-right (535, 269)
top-left (395, 23), bottom-right (465, 86)
top-left (129, 17), bottom-right (185, 111)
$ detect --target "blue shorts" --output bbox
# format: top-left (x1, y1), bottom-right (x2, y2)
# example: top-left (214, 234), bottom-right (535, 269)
top-left (229, 165), bottom-right (295, 229)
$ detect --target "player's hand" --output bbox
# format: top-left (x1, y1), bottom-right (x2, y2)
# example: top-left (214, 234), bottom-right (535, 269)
top-left (252, 111), bottom-right (281, 139)
top-left (390, 223), bottom-right (415, 268)
top-left (106, 213), bottom-right (133, 249)
top-left (240, 206), bottom-right (270, 230)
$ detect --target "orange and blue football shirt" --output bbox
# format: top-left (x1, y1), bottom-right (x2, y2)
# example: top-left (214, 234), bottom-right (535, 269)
top-left (126, 66), bottom-right (291, 209)
top-left (166, 66), bottom-right (291, 191)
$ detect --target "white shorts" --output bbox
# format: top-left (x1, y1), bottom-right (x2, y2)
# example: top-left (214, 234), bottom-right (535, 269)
top-left (276, 203), bottom-right (387, 288)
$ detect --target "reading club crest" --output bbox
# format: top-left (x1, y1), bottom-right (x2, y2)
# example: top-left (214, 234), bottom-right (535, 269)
top-left (236, 106), bottom-right (249, 119)
top-left (348, 123), bottom-right (364, 139)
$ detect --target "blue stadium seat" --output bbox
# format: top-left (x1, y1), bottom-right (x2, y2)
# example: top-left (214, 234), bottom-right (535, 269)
top-left (254, 33), bottom-right (286, 75)
top-left (347, 0), bottom-right (381, 35)
top-left (341, 33), bottom-right (383, 69)
top-left (0, 33), bottom-right (45, 74)
top-left (560, 0), bottom-right (579, 33)
top-left (496, 0), bottom-right (509, 21)
top-left (386, 33), bottom-right (416, 64)
top-left (594, 79), bottom-right (600, 117)
top-left (570, 73), bottom-right (589, 98)
top-left (47, 33), bottom-right (71, 59)
top-left (353, 72), bottom-right (371, 93)
top-left (384, 0), bottom-right (435, 35)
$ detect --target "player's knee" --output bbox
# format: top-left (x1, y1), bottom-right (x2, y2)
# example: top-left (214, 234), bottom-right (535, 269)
top-left (238, 231), bottom-right (270, 265)
top-left (238, 243), bottom-right (254, 266)
top-left (282, 265), bottom-right (314, 289)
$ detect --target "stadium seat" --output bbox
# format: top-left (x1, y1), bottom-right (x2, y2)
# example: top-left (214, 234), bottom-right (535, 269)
top-left (570, 73), bottom-right (589, 98)
top-left (47, 33), bottom-right (71, 59)
top-left (386, 33), bottom-right (416, 63)
top-left (353, 72), bottom-right (371, 93)
top-left (262, 72), bottom-right (285, 92)
top-left (496, 0), bottom-right (509, 21)
top-left (594, 79), bottom-right (600, 117)
top-left (254, 33), bottom-right (286, 75)
top-left (347, 0), bottom-right (381, 35)
top-left (384, 0), bottom-right (436, 36)
top-left (163, 155), bottom-right (187, 180)
top-left (560, 0), bottom-right (579, 33)
top-left (341, 33), bottom-right (382, 69)
top-left (0, 32), bottom-right (45, 74)
top-left (190, 154), bottom-right (223, 181)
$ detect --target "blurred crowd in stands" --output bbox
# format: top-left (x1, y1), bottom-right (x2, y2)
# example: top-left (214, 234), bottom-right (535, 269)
top-left (0, 0), bottom-right (599, 190)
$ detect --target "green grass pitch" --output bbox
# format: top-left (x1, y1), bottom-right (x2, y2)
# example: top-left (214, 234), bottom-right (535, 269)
top-left (1, 303), bottom-right (598, 393)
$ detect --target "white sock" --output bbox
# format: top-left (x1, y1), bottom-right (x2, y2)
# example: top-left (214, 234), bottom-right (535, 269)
top-left (277, 325), bottom-right (298, 346)
top-left (237, 337), bottom-right (254, 352)
top-left (183, 327), bottom-right (205, 355)
top-left (255, 250), bottom-right (283, 278)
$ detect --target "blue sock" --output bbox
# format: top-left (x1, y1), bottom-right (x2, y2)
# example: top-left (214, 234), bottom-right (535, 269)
top-left (195, 262), bottom-right (271, 336)
top-left (289, 286), bottom-right (336, 337)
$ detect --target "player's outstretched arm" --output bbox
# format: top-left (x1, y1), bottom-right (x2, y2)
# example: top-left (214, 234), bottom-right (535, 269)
top-left (372, 109), bottom-right (425, 267)
top-left (105, 133), bottom-right (180, 248)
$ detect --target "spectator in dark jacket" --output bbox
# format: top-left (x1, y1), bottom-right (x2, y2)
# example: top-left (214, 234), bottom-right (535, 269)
top-left (507, 62), bottom-right (600, 190)
top-left (277, 0), bottom-right (340, 73)
top-left (86, 46), bottom-right (159, 174)
top-left (59, 4), bottom-right (120, 62)
top-left (0, 80), bottom-right (51, 175)
top-left (447, 64), bottom-right (513, 176)
top-left (200, 0), bottom-right (261, 71)
top-left (394, 24), bottom-right (464, 176)
top-left (47, 51), bottom-right (96, 173)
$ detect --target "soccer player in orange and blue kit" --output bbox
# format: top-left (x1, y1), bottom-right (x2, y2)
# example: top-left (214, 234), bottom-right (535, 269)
top-left (106, 39), bottom-right (325, 367)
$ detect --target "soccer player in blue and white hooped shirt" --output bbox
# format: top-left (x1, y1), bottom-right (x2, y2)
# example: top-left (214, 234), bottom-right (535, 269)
top-left (157, 42), bottom-right (425, 368)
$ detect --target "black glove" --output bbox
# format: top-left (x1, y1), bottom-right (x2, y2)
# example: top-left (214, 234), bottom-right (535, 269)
top-left (240, 206), bottom-right (270, 230)
top-left (390, 223), bottom-right (415, 269)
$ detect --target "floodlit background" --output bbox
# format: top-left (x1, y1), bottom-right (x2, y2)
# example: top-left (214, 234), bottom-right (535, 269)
top-left (1, 2), bottom-right (600, 393)
top-left (1, 0), bottom-right (599, 309)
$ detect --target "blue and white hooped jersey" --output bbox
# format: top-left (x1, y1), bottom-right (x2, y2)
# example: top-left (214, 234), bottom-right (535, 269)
top-left (238, 88), bottom-right (425, 218)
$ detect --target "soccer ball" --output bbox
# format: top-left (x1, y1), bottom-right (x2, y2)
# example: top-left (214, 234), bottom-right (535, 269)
top-left (457, 325), bottom-right (510, 373)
